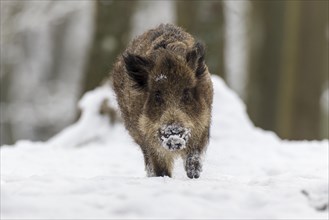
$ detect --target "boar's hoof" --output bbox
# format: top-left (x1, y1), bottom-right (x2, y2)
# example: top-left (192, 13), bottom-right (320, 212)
top-left (186, 165), bottom-right (201, 179)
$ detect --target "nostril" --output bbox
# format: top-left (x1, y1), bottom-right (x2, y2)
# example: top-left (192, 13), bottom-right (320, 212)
top-left (166, 142), bottom-right (172, 148)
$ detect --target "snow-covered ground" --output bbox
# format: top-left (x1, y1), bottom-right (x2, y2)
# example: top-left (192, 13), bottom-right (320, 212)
top-left (1, 76), bottom-right (328, 219)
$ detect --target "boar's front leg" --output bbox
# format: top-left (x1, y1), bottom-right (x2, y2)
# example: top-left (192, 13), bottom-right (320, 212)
top-left (184, 151), bottom-right (202, 179)
top-left (152, 156), bottom-right (172, 177)
top-left (142, 147), bottom-right (172, 177)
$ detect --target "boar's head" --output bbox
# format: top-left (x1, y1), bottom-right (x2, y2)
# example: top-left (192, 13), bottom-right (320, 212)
top-left (123, 42), bottom-right (211, 151)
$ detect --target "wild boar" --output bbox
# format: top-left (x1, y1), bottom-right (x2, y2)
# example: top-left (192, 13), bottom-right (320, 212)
top-left (111, 24), bottom-right (213, 179)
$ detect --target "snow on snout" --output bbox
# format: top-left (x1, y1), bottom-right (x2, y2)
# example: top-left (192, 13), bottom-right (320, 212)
top-left (159, 124), bottom-right (191, 151)
top-left (162, 135), bottom-right (186, 151)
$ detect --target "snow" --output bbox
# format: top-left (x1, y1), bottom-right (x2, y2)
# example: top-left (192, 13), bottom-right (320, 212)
top-left (155, 74), bottom-right (168, 82)
top-left (1, 75), bottom-right (328, 219)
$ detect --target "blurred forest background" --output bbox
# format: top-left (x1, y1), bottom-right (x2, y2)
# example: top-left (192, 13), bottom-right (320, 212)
top-left (1, 0), bottom-right (328, 145)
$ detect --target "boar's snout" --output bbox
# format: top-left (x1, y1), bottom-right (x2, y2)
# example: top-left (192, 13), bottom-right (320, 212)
top-left (159, 124), bottom-right (191, 151)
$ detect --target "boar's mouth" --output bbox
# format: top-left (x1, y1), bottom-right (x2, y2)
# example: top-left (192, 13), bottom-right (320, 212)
top-left (159, 124), bottom-right (191, 151)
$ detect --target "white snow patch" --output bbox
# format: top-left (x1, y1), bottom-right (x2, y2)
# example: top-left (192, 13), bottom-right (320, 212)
top-left (1, 75), bottom-right (328, 219)
top-left (302, 182), bottom-right (328, 211)
top-left (155, 74), bottom-right (167, 82)
top-left (47, 82), bottom-right (118, 148)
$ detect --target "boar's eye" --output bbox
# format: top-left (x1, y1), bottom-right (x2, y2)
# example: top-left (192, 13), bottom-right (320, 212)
top-left (182, 88), bottom-right (192, 104)
top-left (154, 90), bottom-right (163, 105)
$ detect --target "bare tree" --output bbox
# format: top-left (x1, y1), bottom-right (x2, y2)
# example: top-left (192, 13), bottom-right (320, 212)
top-left (247, 1), bottom-right (285, 133)
top-left (176, 1), bottom-right (225, 79)
top-left (247, 1), bottom-right (328, 140)
top-left (81, 0), bottom-right (137, 96)
top-left (277, 1), bottom-right (328, 139)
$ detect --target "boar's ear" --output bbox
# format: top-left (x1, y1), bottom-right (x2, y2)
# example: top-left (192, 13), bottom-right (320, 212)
top-left (186, 41), bottom-right (206, 79)
top-left (123, 53), bottom-right (153, 89)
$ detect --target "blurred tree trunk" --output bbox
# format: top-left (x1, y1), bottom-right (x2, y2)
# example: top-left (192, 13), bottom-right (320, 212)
top-left (81, 0), bottom-right (137, 96)
top-left (1, 1), bottom-right (23, 145)
top-left (247, 1), bottom-right (328, 140)
top-left (0, 67), bottom-right (14, 146)
top-left (176, 1), bottom-right (225, 79)
top-left (277, 1), bottom-right (328, 139)
top-left (247, 1), bottom-right (285, 132)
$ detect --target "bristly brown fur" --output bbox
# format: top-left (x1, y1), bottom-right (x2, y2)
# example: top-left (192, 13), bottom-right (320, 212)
top-left (111, 24), bottom-right (213, 179)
